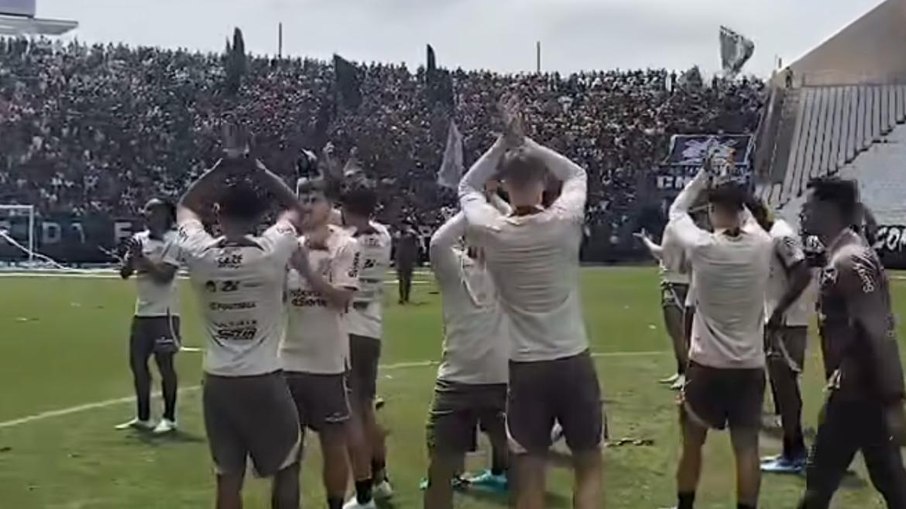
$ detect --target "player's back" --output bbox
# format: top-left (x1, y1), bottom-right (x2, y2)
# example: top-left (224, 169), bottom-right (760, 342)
top-left (481, 209), bottom-right (586, 362)
top-left (178, 221), bottom-right (297, 376)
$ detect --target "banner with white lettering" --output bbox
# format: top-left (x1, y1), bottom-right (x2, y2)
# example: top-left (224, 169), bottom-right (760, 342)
top-left (0, 215), bottom-right (142, 263)
top-left (872, 225), bottom-right (906, 268)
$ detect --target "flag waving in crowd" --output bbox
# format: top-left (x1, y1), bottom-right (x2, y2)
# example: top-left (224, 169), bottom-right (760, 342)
top-left (719, 26), bottom-right (755, 76)
top-left (436, 120), bottom-right (464, 189)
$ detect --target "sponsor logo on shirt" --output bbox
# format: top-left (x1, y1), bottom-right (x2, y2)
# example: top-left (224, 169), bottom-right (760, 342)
top-left (209, 301), bottom-right (257, 311)
top-left (216, 253), bottom-right (244, 268)
top-left (212, 319), bottom-right (258, 341)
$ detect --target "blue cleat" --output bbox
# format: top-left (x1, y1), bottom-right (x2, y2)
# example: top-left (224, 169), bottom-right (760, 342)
top-left (466, 470), bottom-right (508, 492)
top-left (761, 455), bottom-right (807, 475)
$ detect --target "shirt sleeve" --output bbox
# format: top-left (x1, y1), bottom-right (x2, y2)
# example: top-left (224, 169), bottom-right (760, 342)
top-left (333, 239), bottom-right (361, 291)
top-left (667, 170), bottom-right (711, 251)
top-left (528, 139), bottom-right (587, 223)
top-left (458, 138), bottom-right (507, 234)
top-left (838, 251), bottom-right (906, 402)
top-left (262, 220), bottom-right (300, 266)
top-left (430, 212), bottom-right (467, 285)
top-left (176, 219), bottom-right (212, 263)
top-left (774, 233), bottom-right (806, 270)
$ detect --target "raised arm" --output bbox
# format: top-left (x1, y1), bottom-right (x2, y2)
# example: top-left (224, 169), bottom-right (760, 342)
top-left (429, 212), bottom-right (467, 284)
top-left (458, 137), bottom-right (508, 231)
top-left (526, 139), bottom-right (587, 220)
top-left (254, 159), bottom-right (302, 227)
top-left (667, 169), bottom-right (710, 249)
top-left (177, 159), bottom-right (230, 225)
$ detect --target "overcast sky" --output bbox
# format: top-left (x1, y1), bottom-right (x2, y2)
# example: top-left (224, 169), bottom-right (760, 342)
top-left (33, 0), bottom-right (885, 77)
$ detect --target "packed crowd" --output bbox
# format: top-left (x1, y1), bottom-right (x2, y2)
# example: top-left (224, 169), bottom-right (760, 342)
top-left (0, 37), bottom-right (765, 242)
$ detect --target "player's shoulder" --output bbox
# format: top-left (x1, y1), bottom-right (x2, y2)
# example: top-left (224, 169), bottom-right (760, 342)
top-left (329, 225), bottom-right (358, 250)
top-left (370, 221), bottom-right (392, 240)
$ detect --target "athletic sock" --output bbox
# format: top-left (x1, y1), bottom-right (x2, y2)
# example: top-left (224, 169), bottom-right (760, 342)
top-left (327, 496), bottom-right (343, 509)
top-left (738, 504), bottom-right (756, 509)
top-left (371, 459), bottom-right (386, 482)
top-left (355, 479), bottom-right (373, 504)
top-left (677, 491), bottom-right (695, 509)
top-left (491, 451), bottom-right (507, 476)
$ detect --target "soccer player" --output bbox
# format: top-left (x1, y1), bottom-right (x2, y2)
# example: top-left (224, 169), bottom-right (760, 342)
top-left (423, 192), bottom-right (510, 509)
top-left (635, 224), bottom-right (690, 390)
top-left (394, 221), bottom-right (419, 305)
top-left (797, 177), bottom-right (906, 508)
top-left (282, 176), bottom-right (361, 509)
top-left (176, 157), bottom-right (303, 509)
top-left (116, 198), bottom-right (181, 434)
top-left (668, 168), bottom-right (773, 509)
top-left (746, 199), bottom-right (814, 474)
top-left (339, 181), bottom-right (394, 509)
top-left (458, 100), bottom-right (603, 509)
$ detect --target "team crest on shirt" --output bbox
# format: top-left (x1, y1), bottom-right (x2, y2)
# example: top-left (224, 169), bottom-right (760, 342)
top-left (820, 266), bottom-right (838, 287)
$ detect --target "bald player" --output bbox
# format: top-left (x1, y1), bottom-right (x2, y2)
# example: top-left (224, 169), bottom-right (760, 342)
top-left (340, 181), bottom-right (394, 509)
top-left (116, 198), bottom-right (181, 434)
top-left (458, 100), bottom-right (603, 509)
top-left (667, 169), bottom-right (772, 509)
top-left (282, 176), bottom-right (361, 509)
top-left (176, 157), bottom-right (303, 509)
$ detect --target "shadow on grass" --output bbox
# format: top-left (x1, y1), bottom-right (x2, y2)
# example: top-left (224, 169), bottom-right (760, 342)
top-left (459, 487), bottom-right (571, 508)
top-left (130, 429), bottom-right (206, 446)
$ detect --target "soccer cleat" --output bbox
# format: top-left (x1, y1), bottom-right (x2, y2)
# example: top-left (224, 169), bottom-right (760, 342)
top-left (418, 475), bottom-right (470, 491)
top-left (115, 418), bottom-right (155, 431)
top-left (670, 374), bottom-right (686, 391)
top-left (373, 479), bottom-right (393, 500)
top-left (659, 373), bottom-right (680, 385)
top-left (467, 470), bottom-right (508, 492)
top-left (550, 422), bottom-right (565, 443)
top-left (152, 418), bottom-right (177, 435)
top-left (342, 498), bottom-right (376, 509)
top-left (761, 455), bottom-right (807, 475)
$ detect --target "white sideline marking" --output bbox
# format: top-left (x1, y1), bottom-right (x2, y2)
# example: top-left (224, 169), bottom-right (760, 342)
top-left (0, 350), bottom-right (665, 429)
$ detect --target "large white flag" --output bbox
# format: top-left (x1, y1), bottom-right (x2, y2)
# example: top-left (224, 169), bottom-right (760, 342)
top-left (720, 26), bottom-right (755, 76)
top-left (437, 121), bottom-right (464, 189)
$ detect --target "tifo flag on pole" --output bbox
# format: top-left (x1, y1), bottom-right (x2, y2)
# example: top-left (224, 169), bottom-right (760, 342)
top-left (437, 121), bottom-right (464, 189)
top-left (333, 54), bottom-right (362, 111)
top-left (719, 26), bottom-right (755, 76)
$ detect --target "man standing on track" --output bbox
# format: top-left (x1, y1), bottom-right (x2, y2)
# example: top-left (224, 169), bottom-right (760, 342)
top-left (340, 180), bottom-right (394, 509)
top-left (458, 97), bottom-right (603, 509)
top-left (636, 223), bottom-right (691, 390)
top-left (116, 198), bottom-right (181, 435)
top-left (423, 186), bottom-right (511, 509)
top-left (176, 156), bottom-right (303, 509)
top-left (746, 199), bottom-right (814, 475)
top-left (797, 177), bottom-right (906, 508)
top-left (282, 176), bottom-right (361, 509)
top-left (394, 221), bottom-right (419, 305)
top-left (667, 167), bottom-right (772, 509)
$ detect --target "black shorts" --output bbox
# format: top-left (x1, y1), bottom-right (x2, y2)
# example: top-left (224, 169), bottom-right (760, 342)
top-left (682, 361), bottom-right (766, 430)
top-left (507, 350), bottom-right (604, 455)
top-left (349, 334), bottom-right (381, 402)
top-left (765, 326), bottom-right (808, 373)
top-left (130, 315), bottom-right (181, 357)
top-left (285, 371), bottom-right (351, 432)
top-left (426, 379), bottom-right (507, 455)
top-left (202, 372), bottom-right (301, 477)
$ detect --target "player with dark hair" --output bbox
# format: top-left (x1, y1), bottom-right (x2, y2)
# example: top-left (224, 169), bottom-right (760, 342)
top-left (116, 198), bottom-right (181, 434)
top-left (458, 97), bottom-right (603, 509)
top-left (339, 180), bottom-right (394, 509)
top-left (667, 169), bottom-right (772, 509)
top-left (282, 176), bottom-right (361, 509)
top-left (797, 177), bottom-right (906, 508)
top-left (176, 157), bottom-right (304, 509)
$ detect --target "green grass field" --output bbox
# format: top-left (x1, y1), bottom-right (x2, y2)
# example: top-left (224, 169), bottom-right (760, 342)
top-left (0, 268), bottom-right (903, 508)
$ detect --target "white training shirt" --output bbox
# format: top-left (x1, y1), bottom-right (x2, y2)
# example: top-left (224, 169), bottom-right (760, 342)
top-left (668, 170), bottom-right (773, 369)
top-left (766, 219), bottom-right (814, 327)
top-left (660, 221), bottom-right (691, 285)
top-left (178, 219), bottom-right (298, 377)
top-left (281, 226), bottom-right (361, 374)
top-left (430, 212), bottom-right (509, 385)
top-left (132, 230), bottom-right (181, 317)
top-left (459, 137), bottom-right (589, 363)
top-left (344, 221), bottom-right (392, 340)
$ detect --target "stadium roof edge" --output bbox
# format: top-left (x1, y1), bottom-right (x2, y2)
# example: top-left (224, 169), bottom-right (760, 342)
top-left (0, 14), bottom-right (77, 36)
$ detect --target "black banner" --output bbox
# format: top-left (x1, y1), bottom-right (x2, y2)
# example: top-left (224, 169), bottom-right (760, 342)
top-left (664, 134), bottom-right (753, 167)
top-left (873, 225), bottom-right (906, 269)
top-left (0, 215), bottom-right (142, 264)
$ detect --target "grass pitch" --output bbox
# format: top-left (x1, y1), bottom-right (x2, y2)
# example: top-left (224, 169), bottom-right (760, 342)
top-left (0, 268), bottom-right (903, 508)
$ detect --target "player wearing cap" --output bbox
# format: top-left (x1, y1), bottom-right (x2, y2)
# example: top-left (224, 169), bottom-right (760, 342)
top-left (116, 198), bottom-right (181, 434)
top-left (458, 97), bottom-right (603, 509)
top-left (281, 176), bottom-right (361, 509)
top-left (423, 183), bottom-right (511, 509)
top-left (667, 168), bottom-right (772, 509)
top-left (176, 157), bottom-right (304, 509)
top-left (340, 181), bottom-right (394, 509)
